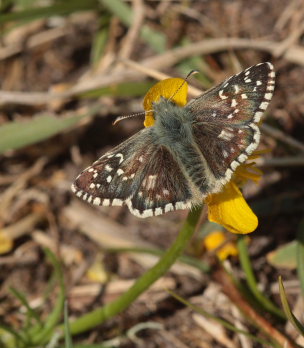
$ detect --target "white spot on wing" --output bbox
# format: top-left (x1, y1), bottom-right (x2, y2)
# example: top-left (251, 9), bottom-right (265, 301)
top-left (117, 169), bottom-right (124, 176)
top-left (219, 90), bottom-right (228, 100)
top-left (231, 99), bottom-right (237, 107)
top-left (230, 161), bottom-right (239, 170)
top-left (115, 153), bottom-right (124, 164)
top-left (218, 129), bottom-right (234, 141)
top-left (93, 197), bottom-right (101, 205)
top-left (155, 207), bottom-right (163, 216)
top-left (106, 175), bottom-right (112, 183)
top-left (238, 154), bottom-right (247, 163)
top-left (259, 101), bottom-right (268, 110)
top-left (113, 199), bottom-right (123, 206)
top-left (165, 203), bottom-right (174, 213)
top-left (254, 111), bottom-right (264, 122)
top-left (141, 209), bottom-right (154, 218)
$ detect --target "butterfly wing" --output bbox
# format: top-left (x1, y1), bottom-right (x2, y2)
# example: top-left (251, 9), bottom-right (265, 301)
top-left (72, 128), bottom-right (193, 217)
top-left (187, 62), bottom-right (275, 183)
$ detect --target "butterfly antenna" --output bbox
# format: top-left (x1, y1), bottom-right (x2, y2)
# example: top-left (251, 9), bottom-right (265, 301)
top-left (113, 111), bottom-right (147, 125)
top-left (168, 70), bottom-right (199, 102)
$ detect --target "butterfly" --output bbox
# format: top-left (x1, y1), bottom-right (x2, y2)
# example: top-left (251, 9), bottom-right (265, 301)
top-left (72, 62), bottom-right (275, 218)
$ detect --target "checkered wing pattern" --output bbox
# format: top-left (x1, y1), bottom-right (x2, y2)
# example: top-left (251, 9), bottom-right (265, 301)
top-left (72, 128), bottom-right (193, 217)
top-left (187, 62), bottom-right (275, 182)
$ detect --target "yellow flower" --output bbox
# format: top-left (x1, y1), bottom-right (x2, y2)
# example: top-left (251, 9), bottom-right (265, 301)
top-left (204, 230), bottom-right (238, 260)
top-left (143, 77), bottom-right (262, 234)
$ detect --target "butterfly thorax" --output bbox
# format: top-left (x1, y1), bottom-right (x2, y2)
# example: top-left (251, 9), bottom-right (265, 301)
top-left (152, 98), bottom-right (194, 145)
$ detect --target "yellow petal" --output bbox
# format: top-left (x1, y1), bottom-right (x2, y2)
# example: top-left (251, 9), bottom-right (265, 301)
top-left (234, 164), bottom-right (262, 184)
top-left (204, 230), bottom-right (238, 260)
top-left (206, 182), bottom-right (258, 234)
top-left (143, 78), bottom-right (188, 127)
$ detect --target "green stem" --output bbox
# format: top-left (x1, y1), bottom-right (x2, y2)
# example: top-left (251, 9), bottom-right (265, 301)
top-left (237, 236), bottom-right (285, 320)
top-left (69, 206), bottom-right (203, 335)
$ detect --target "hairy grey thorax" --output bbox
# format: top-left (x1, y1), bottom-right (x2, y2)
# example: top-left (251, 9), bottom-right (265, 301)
top-left (153, 98), bottom-right (193, 145)
top-left (152, 98), bottom-right (214, 196)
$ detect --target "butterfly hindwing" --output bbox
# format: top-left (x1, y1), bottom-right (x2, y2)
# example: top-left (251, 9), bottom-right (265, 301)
top-left (127, 145), bottom-right (193, 217)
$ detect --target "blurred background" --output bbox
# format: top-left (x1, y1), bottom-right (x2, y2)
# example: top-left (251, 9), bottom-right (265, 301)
top-left (0, 0), bottom-right (304, 347)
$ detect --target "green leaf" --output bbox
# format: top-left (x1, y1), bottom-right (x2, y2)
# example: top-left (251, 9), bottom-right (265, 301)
top-left (296, 218), bottom-right (304, 297)
top-left (0, 107), bottom-right (98, 154)
top-left (267, 241), bottom-right (297, 270)
top-left (279, 276), bottom-right (304, 336)
top-left (0, 0), bottom-right (98, 25)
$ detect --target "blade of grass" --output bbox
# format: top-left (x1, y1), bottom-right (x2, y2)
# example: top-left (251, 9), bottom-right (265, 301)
top-left (296, 218), bottom-right (304, 297)
top-left (90, 14), bottom-right (111, 69)
top-left (237, 236), bottom-right (285, 320)
top-left (31, 248), bottom-right (65, 345)
top-left (68, 206), bottom-right (204, 335)
top-left (278, 276), bottom-right (304, 336)
top-left (0, 106), bottom-right (98, 154)
top-left (9, 287), bottom-right (42, 328)
top-left (64, 301), bottom-right (73, 348)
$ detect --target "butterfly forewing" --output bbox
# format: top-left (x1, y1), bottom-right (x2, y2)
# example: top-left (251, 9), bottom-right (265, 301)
top-left (72, 128), bottom-right (193, 216)
top-left (187, 62), bottom-right (275, 125)
top-left (187, 62), bottom-right (275, 183)
top-left (72, 129), bottom-right (154, 206)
